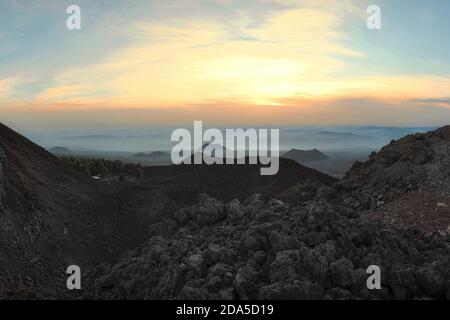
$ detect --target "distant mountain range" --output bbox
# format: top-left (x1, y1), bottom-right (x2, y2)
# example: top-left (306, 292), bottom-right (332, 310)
top-left (48, 146), bottom-right (72, 154)
top-left (281, 148), bottom-right (330, 163)
top-left (132, 151), bottom-right (171, 162)
top-left (24, 126), bottom-right (436, 153)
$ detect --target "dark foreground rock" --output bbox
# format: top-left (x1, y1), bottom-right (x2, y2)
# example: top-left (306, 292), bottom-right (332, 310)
top-left (318, 126), bottom-right (450, 234)
top-left (82, 194), bottom-right (449, 300)
top-left (336, 126), bottom-right (450, 209)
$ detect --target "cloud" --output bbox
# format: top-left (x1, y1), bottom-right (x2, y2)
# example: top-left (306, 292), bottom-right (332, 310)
top-left (0, 77), bottom-right (19, 98)
top-left (25, 1), bottom-right (449, 110)
top-left (28, 4), bottom-right (366, 107)
top-left (412, 97), bottom-right (450, 106)
top-left (4, 96), bottom-right (450, 129)
top-left (2, 0), bottom-right (450, 127)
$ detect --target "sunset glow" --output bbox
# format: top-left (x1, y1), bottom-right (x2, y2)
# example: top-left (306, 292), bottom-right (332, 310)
top-left (1, 0), bottom-right (450, 127)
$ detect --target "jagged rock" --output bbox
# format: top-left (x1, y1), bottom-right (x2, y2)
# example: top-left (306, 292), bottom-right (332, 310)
top-left (252, 251), bottom-right (266, 265)
top-left (226, 199), bottom-right (241, 216)
top-left (259, 280), bottom-right (324, 299)
top-left (268, 199), bottom-right (287, 213)
top-left (209, 263), bottom-right (232, 277)
top-left (234, 265), bottom-right (259, 299)
top-left (245, 193), bottom-right (265, 209)
top-left (329, 258), bottom-right (355, 287)
top-left (416, 261), bottom-right (447, 296)
top-left (83, 194), bottom-right (449, 300)
top-left (187, 253), bottom-right (206, 275)
top-left (206, 275), bottom-right (222, 290)
top-left (243, 236), bottom-right (262, 252)
top-left (328, 287), bottom-right (352, 299)
top-left (195, 194), bottom-right (226, 226)
top-left (269, 250), bottom-right (300, 282)
top-left (178, 286), bottom-right (209, 299)
top-left (0, 146), bottom-right (5, 210)
top-left (341, 126), bottom-right (450, 203)
top-left (203, 244), bottom-right (221, 266)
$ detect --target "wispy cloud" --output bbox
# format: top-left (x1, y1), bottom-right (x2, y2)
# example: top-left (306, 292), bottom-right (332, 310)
top-left (411, 97), bottom-right (450, 107)
top-left (0, 77), bottom-right (19, 98)
top-left (26, 4), bottom-right (366, 107)
top-left (1, 0), bottom-right (450, 126)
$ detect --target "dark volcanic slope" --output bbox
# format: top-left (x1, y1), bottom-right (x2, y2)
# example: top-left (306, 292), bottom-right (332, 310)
top-left (142, 158), bottom-right (337, 203)
top-left (103, 159), bottom-right (339, 252)
top-left (341, 126), bottom-right (450, 201)
top-left (331, 126), bottom-right (450, 232)
top-left (0, 123), bottom-right (113, 296)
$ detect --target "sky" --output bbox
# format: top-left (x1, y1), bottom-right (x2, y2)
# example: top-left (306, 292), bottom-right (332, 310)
top-left (0, 0), bottom-right (450, 129)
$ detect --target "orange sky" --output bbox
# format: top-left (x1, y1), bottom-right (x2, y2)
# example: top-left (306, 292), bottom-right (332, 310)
top-left (1, 0), bottom-right (450, 127)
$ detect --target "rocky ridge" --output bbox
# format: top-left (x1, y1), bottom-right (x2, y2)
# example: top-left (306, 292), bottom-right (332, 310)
top-left (335, 126), bottom-right (450, 209)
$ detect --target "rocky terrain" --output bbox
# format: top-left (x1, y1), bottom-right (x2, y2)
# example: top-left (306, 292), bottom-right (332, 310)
top-left (80, 126), bottom-right (450, 300)
top-left (0, 123), bottom-right (163, 297)
top-left (0, 123), bottom-right (449, 299)
top-left (328, 126), bottom-right (450, 233)
top-left (344, 126), bottom-right (450, 199)
top-left (0, 122), bottom-right (337, 298)
top-left (0, 123), bottom-right (87, 295)
top-left (82, 194), bottom-right (449, 300)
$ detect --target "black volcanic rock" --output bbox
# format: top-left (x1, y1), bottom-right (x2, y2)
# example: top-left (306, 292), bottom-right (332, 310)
top-left (340, 126), bottom-right (450, 201)
top-left (142, 157), bottom-right (337, 203)
top-left (282, 149), bottom-right (329, 163)
top-left (82, 194), bottom-right (449, 300)
top-left (0, 123), bottom-right (120, 296)
top-left (2, 122), bottom-right (450, 300)
top-left (80, 126), bottom-right (450, 300)
top-left (0, 122), bottom-right (337, 298)
top-left (0, 123), bottom-right (92, 292)
top-left (323, 126), bottom-right (450, 232)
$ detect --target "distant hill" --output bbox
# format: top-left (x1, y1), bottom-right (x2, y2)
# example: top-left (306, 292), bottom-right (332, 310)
top-left (67, 134), bottom-right (117, 139)
top-left (132, 152), bottom-right (148, 158)
top-left (282, 148), bottom-right (329, 163)
top-left (280, 130), bottom-right (376, 150)
top-left (317, 131), bottom-right (367, 138)
top-left (143, 157), bottom-right (337, 202)
top-left (310, 131), bottom-right (372, 146)
top-left (132, 151), bottom-right (170, 162)
top-left (48, 146), bottom-right (71, 154)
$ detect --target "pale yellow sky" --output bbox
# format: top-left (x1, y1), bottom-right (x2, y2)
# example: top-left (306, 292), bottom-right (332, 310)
top-left (1, 0), bottom-right (450, 127)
